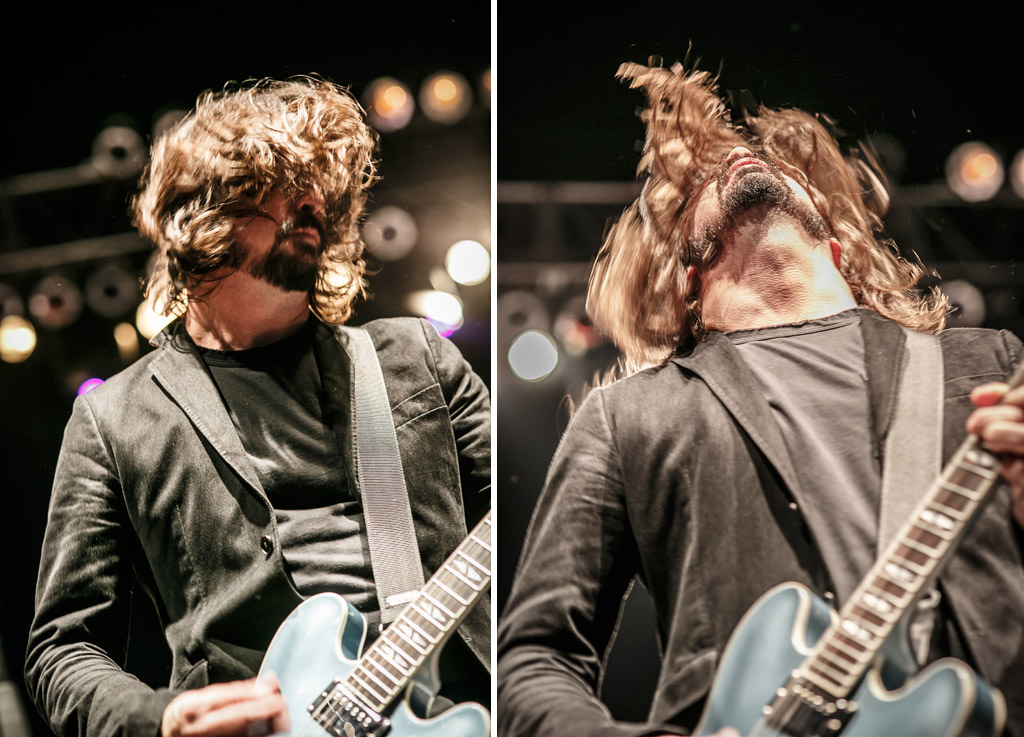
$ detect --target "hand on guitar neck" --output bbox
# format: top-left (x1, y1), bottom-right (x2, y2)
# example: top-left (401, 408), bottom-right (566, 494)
top-left (160, 675), bottom-right (289, 737)
top-left (967, 381), bottom-right (1024, 527)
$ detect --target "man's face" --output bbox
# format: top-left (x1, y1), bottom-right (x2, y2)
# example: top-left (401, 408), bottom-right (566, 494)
top-left (684, 146), bottom-right (831, 265)
top-left (228, 187), bottom-right (328, 292)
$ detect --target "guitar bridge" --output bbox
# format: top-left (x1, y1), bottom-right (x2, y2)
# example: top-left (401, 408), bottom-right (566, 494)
top-left (309, 680), bottom-right (391, 737)
top-left (762, 677), bottom-right (858, 737)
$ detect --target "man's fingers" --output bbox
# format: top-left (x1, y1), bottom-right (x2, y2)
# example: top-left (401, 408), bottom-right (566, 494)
top-left (175, 692), bottom-right (289, 737)
top-left (163, 677), bottom-right (289, 737)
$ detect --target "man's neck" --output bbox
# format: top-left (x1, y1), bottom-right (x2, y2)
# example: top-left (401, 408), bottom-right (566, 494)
top-left (184, 270), bottom-right (312, 351)
top-left (699, 214), bottom-right (857, 333)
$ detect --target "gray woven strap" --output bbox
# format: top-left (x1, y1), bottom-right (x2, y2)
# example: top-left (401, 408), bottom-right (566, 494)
top-left (345, 327), bottom-right (425, 626)
top-left (877, 327), bottom-right (943, 664)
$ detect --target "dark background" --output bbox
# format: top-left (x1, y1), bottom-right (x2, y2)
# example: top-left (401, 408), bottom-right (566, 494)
top-left (0, 7), bottom-right (489, 735)
top-left (496, 1), bottom-right (1024, 725)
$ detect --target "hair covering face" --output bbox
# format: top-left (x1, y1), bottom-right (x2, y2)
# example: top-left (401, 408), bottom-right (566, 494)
top-left (587, 59), bottom-right (946, 370)
top-left (133, 76), bottom-right (377, 324)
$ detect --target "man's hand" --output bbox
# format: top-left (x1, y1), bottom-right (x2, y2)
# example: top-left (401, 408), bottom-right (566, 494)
top-left (967, 382), bottom-right (1024, 527)
top-left (161, 675), bottom-right (290, 737)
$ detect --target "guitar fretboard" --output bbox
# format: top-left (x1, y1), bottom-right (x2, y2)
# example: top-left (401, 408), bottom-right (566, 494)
top-left (800, 438), bottom-right (1000, 697)
top-left (332, 511), bottom-right (492, 714)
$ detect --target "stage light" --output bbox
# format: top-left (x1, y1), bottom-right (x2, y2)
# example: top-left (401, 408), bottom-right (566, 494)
top-left (445, 240), bottom-right (490, 286)
top-left (153, 108), bottom-right (187, 140)
top-left (508, 329), bottom-right (559, 382)
top-left (942, 279), bottom-right (986, 327)
top-left (135, 296), bottom-right (174, 340)
top-left (1010, 149), bottom-right (1024, 199)
top-left (77, 378), bottom-right (105, 396)
top-left (29, 274), bottom-right (82, 328)
top-left (479, 69), bottom-right (491, 109)
top-left (364, 77), bottom-right (415, 132)
top-left (408, 290), bottom-right (464, 337)
top-left (0, 282), bottom-right (24, 318)
top-left (419, 71), bottom-right (472, 125)
top-left (554, 295), bottom-right (602, 356)
top-left (114, 321), bottom-right (140, 363)
top-left (497, 290), bottom-right (550, 337)
top-left (364, 206), bottom-right (419, 261)
top-left (0, 315), bottom-right (37, 363)
top-left (91, 125), bottom-right (146, 179)
top-left (945, 142), bottom-right (1004, 202)
top-left (85, 262), bottom-right (140, 318)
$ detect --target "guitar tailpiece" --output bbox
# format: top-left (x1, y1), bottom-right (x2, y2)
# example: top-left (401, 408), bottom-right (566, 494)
top-left (762, 680), bottom-right (857, 737)
top-left (309, 680), bottom-right (392, 737)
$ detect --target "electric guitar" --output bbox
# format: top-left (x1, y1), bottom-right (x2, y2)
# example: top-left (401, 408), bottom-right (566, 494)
top-left (694, 365), bottom-right (1024, 737)
top-left (258, 510), bottom-right (491, 737)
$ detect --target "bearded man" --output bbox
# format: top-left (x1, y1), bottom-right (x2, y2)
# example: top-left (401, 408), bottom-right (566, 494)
top-left (25, 77), bottom-right (491, 737)
top-left (497, 59), bottom-right (1024, 737)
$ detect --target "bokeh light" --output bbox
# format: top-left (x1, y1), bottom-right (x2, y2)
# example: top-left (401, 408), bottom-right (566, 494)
top-left (419, 71), bottom-right (472, 124)
top-left (0, 315), bottom-right (37, 363)
top-left (408, 290), bottom-right (464, 337)
top-left (946, 142), bottom-right (1004, 202)
top-left (364, 77), bottom-right (415, 132)
top-left (508, 329), bottom-right (559, 382)
top-left (445, 240), bottom-right (490, 286)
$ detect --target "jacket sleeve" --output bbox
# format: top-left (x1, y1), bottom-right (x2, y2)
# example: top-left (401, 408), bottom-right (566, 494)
top-left (496, 388), bottom-right (681, 737)
top-left (421, 320), bottom-right (491, 526)
top-left (24, 393), bottom-right (176, 737)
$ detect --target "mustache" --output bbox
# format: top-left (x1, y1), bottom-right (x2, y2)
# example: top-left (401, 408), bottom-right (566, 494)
top-left (278, 213), bottom-right (327, 245)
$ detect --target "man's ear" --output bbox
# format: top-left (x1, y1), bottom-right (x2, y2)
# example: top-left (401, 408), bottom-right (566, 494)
top-left (829, 239), bottom-right (842, 270)
top-left (685, 264), bottom-right (699, 298)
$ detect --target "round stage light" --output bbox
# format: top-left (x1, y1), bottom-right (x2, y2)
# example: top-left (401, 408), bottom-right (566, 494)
top-left (445, 240), bottom-right (490, 286)
top-left (29, 275), bottom-right (83, 328)
top-left (364, 206), bottom-right (418, 261)
top-left (0, 315), bottom-right (37, 363)
top-left (945, 142), bottom-right (1004, 202)
top-left (420, 71), bottom-right (472, 124)
top-left (508, 329), bottom-right (559, 382)
top-left (364, 77), bottom-right (415, 132)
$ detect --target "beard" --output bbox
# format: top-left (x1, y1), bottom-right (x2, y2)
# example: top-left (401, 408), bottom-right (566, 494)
top-left (688, 157), bottom-right (832, 265)
top-left (231, 213), bottom-right (326, 293)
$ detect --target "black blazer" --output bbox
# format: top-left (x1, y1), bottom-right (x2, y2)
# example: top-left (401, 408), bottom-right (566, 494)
top-left (26, 317), bottom-right (491, 737)
top-left (497, 311), bottom-right (1024, 737)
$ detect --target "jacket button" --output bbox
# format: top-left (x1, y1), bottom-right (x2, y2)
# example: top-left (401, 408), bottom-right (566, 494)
top-left (788, 501), bottom-right (799, 512)
top-left (260, 535), bottom-right (274, 556)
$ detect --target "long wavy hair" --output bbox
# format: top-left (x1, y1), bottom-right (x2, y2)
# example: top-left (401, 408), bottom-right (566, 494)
top-left (132, 75), bottom-right (377, 324)
top-left (587, 59), bottom-right (948, 371)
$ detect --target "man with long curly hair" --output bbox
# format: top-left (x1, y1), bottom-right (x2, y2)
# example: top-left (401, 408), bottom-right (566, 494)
top-left (25, 77), bottom-right (490, 737)
top-left (498, 59), bottom-right (1024, 737)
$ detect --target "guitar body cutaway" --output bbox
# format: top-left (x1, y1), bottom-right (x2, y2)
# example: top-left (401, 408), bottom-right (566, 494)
top-left (693, 583), bottom-right (1005, 737)
top-left (258, 593), bottom-right (490, 737)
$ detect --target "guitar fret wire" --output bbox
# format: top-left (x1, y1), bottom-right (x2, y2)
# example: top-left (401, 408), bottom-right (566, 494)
top-left (434, 579), bottom-right (471, 606)
top-left (359, 663), bottom-right (402, 693)
top-left (808, 655), bottom-right (853, 683)
top-left (927, 496), bottom-right (971, 517)
top-left (349, 670), bottom-right (390, 705)
top-left (368, 644), bottom-right (412, 677)
top-left (411, 599), bottom-right (448, 630)
top-left (399, 615), bottom-right (440, 644)
top-left (421, 590), bottom-right (458, 618)
top-left (468, 533), bottom-right (491, 552)
top-left (887, 551), bottom-right (931, 577)
top-left (939, 478), bottom-right (986, 498)
top-left (911, 517), bottom-right (956, 541)
top-left (391, 624), bottom-right (430, 654)
top-left (444, 564), bottom-right (486, 591)
top-left (456, 549), bottom-right (489, 574)
top-left (900, 536), bottom-right (940, 556)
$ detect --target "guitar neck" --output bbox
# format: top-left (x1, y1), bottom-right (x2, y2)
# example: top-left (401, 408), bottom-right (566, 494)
top-left (340, 511), bottom-right (492, 713)
top-left (800, 434), bottom-right (1000, 699)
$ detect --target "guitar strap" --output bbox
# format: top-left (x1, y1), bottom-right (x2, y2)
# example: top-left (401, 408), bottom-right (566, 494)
top-left (342, 326), bottom-right (426, 627)
top-left (877, 327), bottom-right (944, 665)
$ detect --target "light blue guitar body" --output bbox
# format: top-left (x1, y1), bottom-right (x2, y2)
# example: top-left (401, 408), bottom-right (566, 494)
top-left (694, 584), bottom-right (1006, 737)
top-left (258, 592), bottom-right (490, 737)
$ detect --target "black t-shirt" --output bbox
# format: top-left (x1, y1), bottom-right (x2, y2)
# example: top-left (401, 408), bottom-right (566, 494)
top-left (196, 321), bottom-right (379, 632)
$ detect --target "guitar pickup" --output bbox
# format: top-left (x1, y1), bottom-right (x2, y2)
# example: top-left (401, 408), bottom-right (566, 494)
top-left (309, 680), bottom-right (392, 737)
